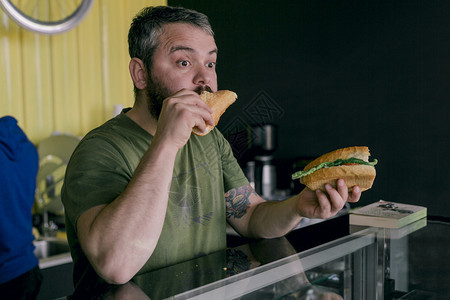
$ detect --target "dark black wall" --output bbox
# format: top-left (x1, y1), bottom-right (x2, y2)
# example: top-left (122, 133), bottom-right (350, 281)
top-left (169, 0), bottom-right (450, 216)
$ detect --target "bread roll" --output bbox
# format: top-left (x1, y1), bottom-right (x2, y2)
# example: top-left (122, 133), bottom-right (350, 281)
top-left (301, 164), bottom-right (376, 192)
top-left (192, 90), bottom-right (237, 136)
top-left (299, 146), bottom-right (376, 192)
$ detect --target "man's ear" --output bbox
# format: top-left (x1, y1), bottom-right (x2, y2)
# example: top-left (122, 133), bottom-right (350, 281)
top-left (129, 58), bottom-right (148, 90)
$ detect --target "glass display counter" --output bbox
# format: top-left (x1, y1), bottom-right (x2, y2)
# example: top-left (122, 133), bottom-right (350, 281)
top-left (72, 215), bottom-right (448, 299)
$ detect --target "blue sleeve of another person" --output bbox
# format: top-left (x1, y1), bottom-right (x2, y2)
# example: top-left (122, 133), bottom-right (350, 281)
top-left (0, 116), bottom-right (39, 284)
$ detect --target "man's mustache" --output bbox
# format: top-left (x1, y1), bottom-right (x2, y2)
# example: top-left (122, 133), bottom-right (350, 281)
top-left (194, 85), bottom-right (213, 95)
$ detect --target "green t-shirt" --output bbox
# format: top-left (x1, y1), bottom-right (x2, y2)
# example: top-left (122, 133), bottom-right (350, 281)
top-left (61, 111), bottom-right (248, 286)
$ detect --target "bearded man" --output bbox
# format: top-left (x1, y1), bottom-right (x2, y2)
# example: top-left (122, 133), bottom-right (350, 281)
top-left (62, 6), bottom-right (360, 289)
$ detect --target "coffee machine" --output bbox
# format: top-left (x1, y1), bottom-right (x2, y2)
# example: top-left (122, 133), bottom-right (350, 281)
top-left (244, 124), bottom-right (278, 200)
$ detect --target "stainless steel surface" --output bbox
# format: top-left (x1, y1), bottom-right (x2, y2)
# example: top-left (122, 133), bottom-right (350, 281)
top-left (246, 124), bottom-right (279, 199)
top-left (251, 124), bottom-right (277, 153)
top-left (261, 164), bottom-right (277, 198)
top-left (254, 155), bottom-right (277, 199)
top-left (33, 238), bottom-right (72, 269)
top-left (245, 161), bottom-right (256, 189)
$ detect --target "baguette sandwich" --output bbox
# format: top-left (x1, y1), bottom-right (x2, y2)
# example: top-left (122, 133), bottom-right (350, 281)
top-left (292, 146), bottom-right (377, 192)
top-left (192, 90), bottom-right (237, 136)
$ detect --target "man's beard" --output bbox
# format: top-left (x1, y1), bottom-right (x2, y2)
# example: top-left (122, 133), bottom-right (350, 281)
top-left (145, 74), bottom-right (170, 120)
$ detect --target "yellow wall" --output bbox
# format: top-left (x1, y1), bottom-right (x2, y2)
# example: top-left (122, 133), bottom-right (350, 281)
top-left (0, 0), bottom-right (167, 143)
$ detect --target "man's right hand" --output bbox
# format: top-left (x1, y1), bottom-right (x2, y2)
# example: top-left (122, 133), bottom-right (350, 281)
top-left (153, 89), bottom-right (214, 149)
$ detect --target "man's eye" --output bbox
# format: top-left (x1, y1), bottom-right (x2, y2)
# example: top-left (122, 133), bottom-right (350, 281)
top-left (206, 62), bottom-right (216, 68)
top-left (178, 60), bottom-right (190, 67)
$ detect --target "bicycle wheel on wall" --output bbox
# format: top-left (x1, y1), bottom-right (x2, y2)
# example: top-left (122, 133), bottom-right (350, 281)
top-left (0, 0), bottom-right (94, 35)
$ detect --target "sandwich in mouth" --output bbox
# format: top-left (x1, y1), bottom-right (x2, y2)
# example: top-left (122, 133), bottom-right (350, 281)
top-left (192, 90), bottom-right (237, 136)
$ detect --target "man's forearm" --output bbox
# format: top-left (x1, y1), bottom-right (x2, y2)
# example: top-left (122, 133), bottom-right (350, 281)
top-left (247, 195), bottom-right (303, 239)
top-left (248, 182), bottom-right (355, 239)
top-left (78, 139), bottom-right (178, 284)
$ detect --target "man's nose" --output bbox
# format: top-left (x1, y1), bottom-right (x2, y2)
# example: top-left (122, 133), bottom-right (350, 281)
top-left (193, 65), bottom-right (212, 86)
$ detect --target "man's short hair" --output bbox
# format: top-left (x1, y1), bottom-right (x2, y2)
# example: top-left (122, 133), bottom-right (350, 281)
top-left (128, 6), bottom-right (214, 74)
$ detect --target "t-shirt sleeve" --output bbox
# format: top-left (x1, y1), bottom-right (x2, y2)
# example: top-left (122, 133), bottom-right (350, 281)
top-left (62, 135), bottom-right (133, 230)
top-left (215, 130), bottom-right (249, 192)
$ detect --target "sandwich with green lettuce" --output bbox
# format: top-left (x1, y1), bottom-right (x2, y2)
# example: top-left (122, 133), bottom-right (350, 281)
top-left (292, 146), bottom-right (378, 192)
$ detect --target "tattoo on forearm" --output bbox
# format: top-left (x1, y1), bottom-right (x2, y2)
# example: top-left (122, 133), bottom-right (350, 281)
top-left (225, 184), bottom-right (253, 219)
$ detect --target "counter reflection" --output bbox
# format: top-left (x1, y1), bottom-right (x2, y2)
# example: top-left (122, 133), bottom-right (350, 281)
top-left (71, 237), bottom-right (342, 299)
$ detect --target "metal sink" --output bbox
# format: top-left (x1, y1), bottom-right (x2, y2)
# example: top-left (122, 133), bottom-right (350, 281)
top-left (34, 237), bottom-right (70, 259)
top-left (33, 238), bottom-right (72, 268)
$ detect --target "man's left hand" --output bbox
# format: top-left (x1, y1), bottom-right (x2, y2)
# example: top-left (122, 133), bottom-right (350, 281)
top-left (296, 178), bottom-right (361, 219)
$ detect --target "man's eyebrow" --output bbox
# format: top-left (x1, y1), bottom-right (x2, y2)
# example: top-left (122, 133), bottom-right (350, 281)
top-left (169, 46), bottom-right (218, 55)
top-left (169, 46), bottom-right (194, 54)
